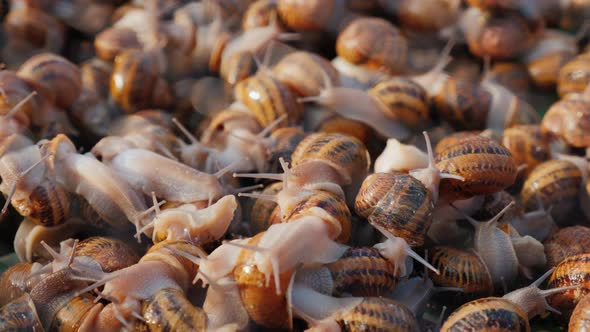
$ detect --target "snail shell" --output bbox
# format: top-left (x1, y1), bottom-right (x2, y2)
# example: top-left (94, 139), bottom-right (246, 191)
top-left (11, 178), bottom-right (71, 227)
top-left (542, 96), bottom-right (590, 148)
top-left (435, 135), bottom-right (518, 201)
top-left (0, 294), bottom-right (43, 331)
top-left (557, 53), bottom-right (590, 98)
top-left (17, 53), bottom-right (82, 109)
top-left (266, 127), bottom-right (306, 172)
top-left (242, 0), bottom-right (280, 30)
top-left (110, 49), bottom-right (172, 113)
top-left (355, 172), bottom-right (434, 247)
top-left (75, 237), bottom-right (140, 273)
top-left (548, 253), bottom-right (590, 319)
top-left (486, 62), bottom-right (532, 99)
top-left (521, 159), bottom-right (582, 226)
top-left (336, 17), bottom-right (408, 75)
top-left (277, 0), bottom-right (354, 34)
top-left (385, 0), bottom-right (461, 32)
top-left (523, 30), bottom-right (577, 89)
top-left (219, 51), bottom-right (258, 85)
top-left (368, 77), bottom-right (431, 130)
top-left (234, 71), bottom-right (304, 128)
top-left (233, 232), bottom-right (294, 329)
top-left (441, 297), bottom-right (529, 331)
top-left (94, 27), bottom-right (141, 62)
top-left (326, 247), bottom-right (398, 297)
top-left (143, 288), bottom-right (207, 332)
top-left (429, 246), bottom-right (493, 295)
top-left (250, 182), bottom-right (283, 234)
top-left (49, 293), bottom-right (98, 331)
top-left (272, 51), bottom-right (340, 97)
top-left (334, 297), bottom-right (419, 332)
top-left (544, 226), bottom-right (590, 267)
top-left (501, 125), bottom-right (550, 176)
top-left (0, 263), bottom-right (42, 306)
top-left (434, 131), bottom-right (481, 155)
top-left (317, 116), bottom-right (373, 146)
top-left (471, 191), bottom-right (521, 223)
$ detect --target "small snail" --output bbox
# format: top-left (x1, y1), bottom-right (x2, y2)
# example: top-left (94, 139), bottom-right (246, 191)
top-left (429, 246), bottom-right (493, 295)
top-left (548, 253), bottom-right (590, 319)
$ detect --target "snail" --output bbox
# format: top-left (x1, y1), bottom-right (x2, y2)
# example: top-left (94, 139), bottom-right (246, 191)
top-left (544, 226), bottom-right (590, 267)
top-left (429, 246), bottom-right (493, 296)
top-left (557, 53), bottom-right (590, 98)
top-left (569, 293), bottom-right (590, 331)
top-left (277, 0), bottom-right (357, 35)
top-left (542, 88), bottom-right (590, 148)
top-left (380, 0), bottom-right (461, 32)
top-left (441, 268), bottom-right (579, 331)
top-left (501, 125), bottom-right (551, 177)
top-left (548, 253), bottom-right (590, 319)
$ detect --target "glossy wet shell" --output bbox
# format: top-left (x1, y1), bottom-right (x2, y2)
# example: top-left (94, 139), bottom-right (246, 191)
top-left (432, 79), bottom-right (492, 131)
top-left (326, 247), bottom-right (397, 297)
top-left (502, 125), bottom-right (550, 176)
top-left (0, 294), bottom-right (43, 331)
top-left (75, 237), bottom-right (140, 273)
top-left (284, 190), bottom-right (352, 243)
top-left (369, 77), bottom-right (430, 129)
top-left (557, 53), bottom-right (590, 97)
top-left (50, 294), bottom-right (97, 331)
top-left (542, 97), bottom-right (590, 148)
top-left (273, 51), bottom-right (340, 97)
top-left (234, 72), bottom-right (304, 128)
top-left (110, 49), bottom-right (172, 113)
top-left (548, 253), bottom-right (590, 319)
top-left (435, 136), bottom-right (518, 201)
top-left (521, 159), bottom-right (582, 226)
top-left (0, 263), bottom-right (37, 306)
top-left (545, 226), bottom-right (590, 267)
top-left (335, 297), bottom-right (419, 332)
top-left (336, 17), bottom-right (407, 74)
top-left (355, 172), bottom-right (434, 247)
top-left (291, 133), bottom-right (370, 185)
top-left (233, 233), bottom-right (293, 329)
top-left (441, 297), bottom-right (529, 332)
top-left (143, 288), bottom-right (207, 332)
top-left (429, 246), bottom-right (493, 295)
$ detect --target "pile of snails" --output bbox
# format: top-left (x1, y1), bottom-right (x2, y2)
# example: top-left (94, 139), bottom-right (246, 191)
top-left (0, 0), bottom-right (590, 331)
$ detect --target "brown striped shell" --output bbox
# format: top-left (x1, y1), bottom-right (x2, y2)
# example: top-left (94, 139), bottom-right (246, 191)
top-left (242, 0), bottom-right (280, 30)
top-left (17, 53), bottom-right (82, 109)
top-left (334, 297), bottom-right (419, 332)
top-left (0, 294), bottom-right (43, 332)
top-left (317, 116), bottom-right (373, 146)
top-left (283, 190), bottom-right (352, 244)
top-left (435, 135), bottom-right (518, 201)
top-left (441, 297), bottom-right (529, 332)
top-left (368, 77), bottom-right (431, 130)
top-left (11, 179), bottom-right (71, 227)
top-left (355, 172), bottom-right (434, 247)
top-left (49, 294), bottom-right (98, 331)
top-left (276, 0), bottom-right (353, 33)
top-left (0, 263), bottom-right (40, 306)
top-left (94, 27), bottom-right (141, 62)
top-left (0, 71), bottom-right (44, 121)
top-left (569, 293), bottom-right (590, 331)
top-left (557, 53), bottom-right (590, 98)
top-left (548, 253), bottom-right (590, 319)
top-left (143, 288), bottom-right (207, 332)
top-left (432, 78), bottom-right (493, 131)
top-left (336, 17), bottom-right (408, 75)
top-left (141, 240), bottom-right (202, 283)
top-left (502, 125), bottom-right (550, 176)
top-left (291, 133), bottom-right (370, 187)
top-left (429, 246), bottom-right (493, 295)
top-left (233, 232), bottom-right (293, 329)
top-left (272, 51), bottom-right (340, 97)
top-left (110, 49), bottom-right (172, 113)
top-left (544, 226), bottom-right (590, 267)
top-left (234, 71), bottom-right (304, 128)
top-left (542, 97), bottom-right (590, 148)
top-left (75, 237), bottom-right (140, 273)
top-left (326, 247), bottom-right (397, 297)
top-left (391, 0), bottom-right (461, 32)
top-left (521, 159), bottom-right (582, 226)
top-left (266, 127), bottom-right (306, 172)
top-left (3, 6), bottom-right (64, 56)
top-left (219, 51), bottom-right (258, 85)
top-left (434, 131), bottom-right (481, 154)
top-left (250, 182), bottom-right (283, 234)
top-left (81, 58), bottom-right (113, 99)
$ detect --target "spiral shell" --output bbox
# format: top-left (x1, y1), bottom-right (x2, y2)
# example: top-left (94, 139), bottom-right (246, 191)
top-left (391, 0), bottom-right (461, 32)
top-left (557, 53), bottom-right (590, 98)
top-left (272, 51), bottom-right (340, 97)
top-left (110, 49), bottom-right (172, 113)
top-left (234, 71), bottom-right (304, 128)
top-left (75, 237), bottom-right (140, 273)
top-left (94, 27), bottom-right (141, 62)
top-left (326, 247), bottom-right (398, 296)
top-left (317, 117), bottom-right (373, 146)
top-left (143, 288), bottom-right (207, 332)
top-left (542, 97), bottom-right (590, 148)
top-left (435, 135), bottom-right (518, 201)
top-left (277, 0), bottom-right (353, 33)
top-left (501, 125), bottom-right (550, 176)
top-left (434, 131), bottom-right (481, 154)
top-left (432, 79), bottom-right (493, 131)
top-left (547, 253), bottom-right (590, 319)
top-left (429, 246), bottom-right (493, 295)
top-left (521, 159), bottom-right (582, 226)
top-left (0, 294), bottom-right (43, 331)
top-left (544, 226), bottom-right (590, 267)
top-left (0, 263), bottom-right (39, 306)
top-left (335, 297), bottom-right (419, 332)
top-left (49, 294), bottom-right (98, 331)
top-left (569, 293), bottom-right (590, 331)
top-left (336, 17), bottom-right (407, 75)
top-left (369, 77), bottom-right (430, 130)
top-left (355, 172), bottom-right (434, 247)
top-left (266, 127), bottom-right (306, 172)
top-left (11, 179), bottom-right (71, 227)
top-left (441, 297), bottom-right (529, 331)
